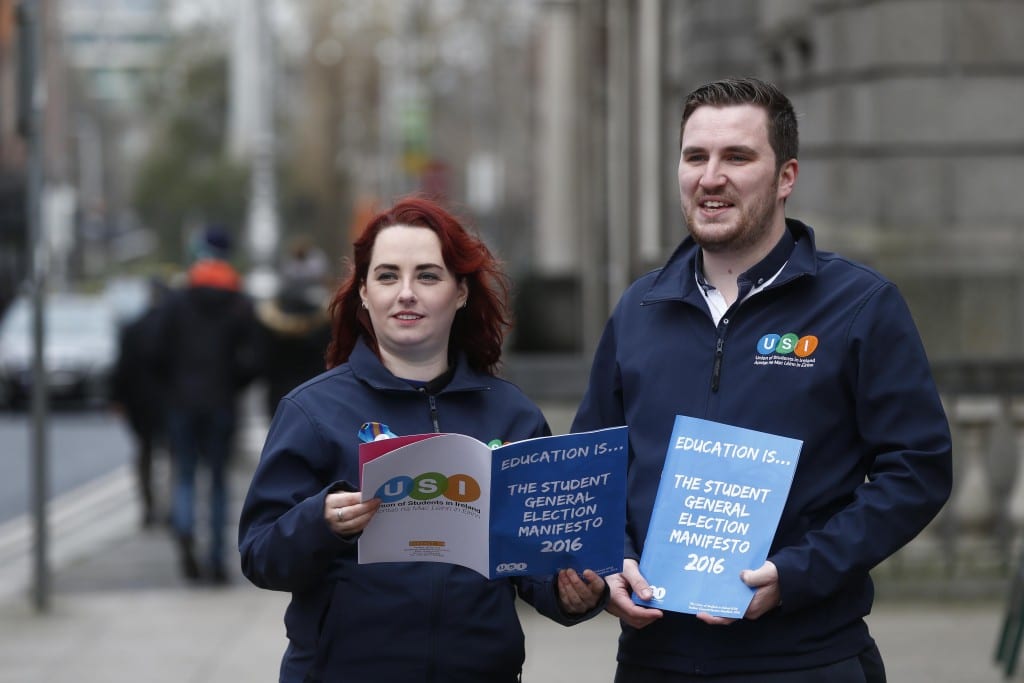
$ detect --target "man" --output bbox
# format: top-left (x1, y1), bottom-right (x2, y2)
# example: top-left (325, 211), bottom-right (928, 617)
top-left (572, 77), bottom-right (952, 681)
top-left (154, 226), bottom-right (261, 583)
top-left (111, 276), bottom-right (170, 527)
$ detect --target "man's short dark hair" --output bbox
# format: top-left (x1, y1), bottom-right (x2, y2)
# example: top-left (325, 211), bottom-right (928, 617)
top-left (679, 77), bottom-right (799, 171)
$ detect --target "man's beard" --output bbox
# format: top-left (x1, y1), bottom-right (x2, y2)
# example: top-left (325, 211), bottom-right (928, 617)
top-left (685, 179), bottom-right (779, 254)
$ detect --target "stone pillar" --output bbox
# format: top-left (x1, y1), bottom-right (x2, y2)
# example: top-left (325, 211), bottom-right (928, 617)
top-left (535, 0), bottom-right (579, 277)
top-left (517, 0), bottom-right (582, 352)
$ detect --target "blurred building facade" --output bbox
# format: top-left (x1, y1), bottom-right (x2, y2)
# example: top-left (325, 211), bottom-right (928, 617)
top-left (263, 0), bottom-right (1024, 371)
top-left (60, 0), bottom-right (169, 277)
top-left (285, 0), bottom-right (538, 279)
top-left (0, 0), bottom-right (171, 295)
top-left (511, 0), bottom-right (1024, 367)
top-left (5, 0), bottom-right (1024, 365)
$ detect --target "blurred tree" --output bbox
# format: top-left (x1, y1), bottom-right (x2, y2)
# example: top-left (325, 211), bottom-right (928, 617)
top-left (132, 52), bottom-right (248, 266)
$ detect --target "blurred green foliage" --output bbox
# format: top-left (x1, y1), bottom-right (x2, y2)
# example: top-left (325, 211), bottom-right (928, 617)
top-left (132, 53), bottom-right (248, 266)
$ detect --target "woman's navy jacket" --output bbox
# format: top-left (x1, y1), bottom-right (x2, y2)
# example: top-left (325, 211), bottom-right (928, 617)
top-left (239, 338), bottom-right (600, 682)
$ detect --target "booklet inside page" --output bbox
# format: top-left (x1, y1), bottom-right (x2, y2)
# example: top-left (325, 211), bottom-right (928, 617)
top-left (359, 426), bottom-right (629, 579)
top-left (360, 433), bottom-right (493, 577)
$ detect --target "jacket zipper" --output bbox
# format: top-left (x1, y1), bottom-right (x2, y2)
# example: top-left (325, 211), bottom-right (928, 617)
top-left (419, 390), bottom-right (440, 432)
top-left (711, 336), bottom-right (724, 393)
top-left (428, 393), bottom-right (440, 430)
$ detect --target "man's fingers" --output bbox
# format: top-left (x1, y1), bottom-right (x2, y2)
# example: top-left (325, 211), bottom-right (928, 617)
top-left (622, 561), bottom-right (654, 601)
top-left (739, 560), bottom-right (778, 588)
top-left (696, 612), bottom-right (736, 626)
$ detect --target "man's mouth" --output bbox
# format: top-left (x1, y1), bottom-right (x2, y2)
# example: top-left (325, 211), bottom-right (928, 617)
top-left (700, 199), bottom-right (732, 209)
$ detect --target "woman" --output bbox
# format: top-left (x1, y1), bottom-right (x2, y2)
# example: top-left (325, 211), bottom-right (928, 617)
top-left (255, 237), bottom-right (332, 418)
top-left (239, 196), bottom-right (607, 682)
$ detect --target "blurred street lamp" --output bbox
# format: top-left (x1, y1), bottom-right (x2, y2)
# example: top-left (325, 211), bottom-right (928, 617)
top-left (17, 0), bottom-right (50, 613)
top-left (231, 0), bottom-right (280, 298)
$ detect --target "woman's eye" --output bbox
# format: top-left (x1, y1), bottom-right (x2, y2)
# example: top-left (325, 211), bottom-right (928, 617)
top-left (376, 272), bottom-right (398, 282)
top-left (419, 272), bottom-right (441, 282)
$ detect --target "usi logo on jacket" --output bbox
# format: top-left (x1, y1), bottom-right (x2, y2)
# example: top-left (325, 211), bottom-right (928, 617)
top-left (753, 332), bottom-right (818, 368)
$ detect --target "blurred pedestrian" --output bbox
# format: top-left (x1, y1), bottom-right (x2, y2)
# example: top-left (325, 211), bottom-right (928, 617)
top-left (111, 276), bottom-right (170, 528)
top-left (239, 196), bottom-right (608, 682)
top-left (154, 225), bottom-right (261, 584)
top-left (255, 236), bottom-right (332, 418)
top-left (278, 233), bottom-right (329, 285)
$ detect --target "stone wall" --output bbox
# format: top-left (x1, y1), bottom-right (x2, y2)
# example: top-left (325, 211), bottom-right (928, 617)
top-left (657, 0), bottom-right (1024, 360)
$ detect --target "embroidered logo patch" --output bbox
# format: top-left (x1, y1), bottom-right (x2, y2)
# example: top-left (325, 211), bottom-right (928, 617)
top-left (753, 333), bottom-right (818, 368)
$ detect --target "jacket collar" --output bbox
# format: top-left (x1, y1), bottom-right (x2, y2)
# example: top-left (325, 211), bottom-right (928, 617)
top-left (348, 336), bottom-right (491, 394)
top-left (641, 218), bottom-right (818, 305)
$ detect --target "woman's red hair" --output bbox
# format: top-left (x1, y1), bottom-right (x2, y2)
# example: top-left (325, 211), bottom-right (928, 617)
top-left (325, 196), bottom-right (512, 375)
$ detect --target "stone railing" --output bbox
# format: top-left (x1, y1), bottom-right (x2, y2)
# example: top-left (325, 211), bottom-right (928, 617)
top-left (874, 360), bottom-right (1024, 599)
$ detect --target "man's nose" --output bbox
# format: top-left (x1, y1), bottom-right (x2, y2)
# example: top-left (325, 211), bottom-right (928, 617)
top-left (699, 160), bottom-right (725, 188)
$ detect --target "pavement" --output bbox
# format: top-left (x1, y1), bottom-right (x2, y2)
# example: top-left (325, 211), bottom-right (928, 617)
top-left (0, 404), bottom-right (1016, 682)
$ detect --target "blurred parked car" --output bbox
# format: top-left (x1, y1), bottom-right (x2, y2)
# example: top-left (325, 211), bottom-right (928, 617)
top-left (0, 293), bottom-right (119, 409)
top-left (102, 275), bottom-right (152, 327)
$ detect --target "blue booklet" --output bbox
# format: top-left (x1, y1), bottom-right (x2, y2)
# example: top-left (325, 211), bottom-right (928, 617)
top-left (359, 426), bottom-right (628, 578)
top-left (633, 416), bottom-right (802, 617)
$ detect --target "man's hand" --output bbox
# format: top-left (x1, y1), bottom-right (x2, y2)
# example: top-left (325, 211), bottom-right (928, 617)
top-left (605, 559), bottom-right (663, 629)
top-left (696, 560), bottom-right (780, 625)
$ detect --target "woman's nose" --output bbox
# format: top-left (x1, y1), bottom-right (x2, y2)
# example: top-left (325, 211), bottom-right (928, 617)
top-left (398, 280), bottom-right (417, 301)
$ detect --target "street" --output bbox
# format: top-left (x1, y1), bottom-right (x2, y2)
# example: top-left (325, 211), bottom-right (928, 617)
top-left (0, 409), bottom-right (133, 523)
top-left (0, 392), bottom-right (272, 605)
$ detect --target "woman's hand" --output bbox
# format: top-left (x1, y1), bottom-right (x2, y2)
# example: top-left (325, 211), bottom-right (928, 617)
top-left (325, 490), bottom-right (381, 537)
top-left (556, 568), bottom-right (606, 615)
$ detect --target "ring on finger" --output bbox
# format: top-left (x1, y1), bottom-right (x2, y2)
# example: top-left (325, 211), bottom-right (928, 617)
top-left (336, 507), bottom-right (344, 522)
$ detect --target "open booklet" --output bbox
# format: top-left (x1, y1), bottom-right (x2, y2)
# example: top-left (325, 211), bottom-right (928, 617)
top-left (633, 415), bottom-right (802, 618)
top-left (358, 426), bottom-right (628, 579)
